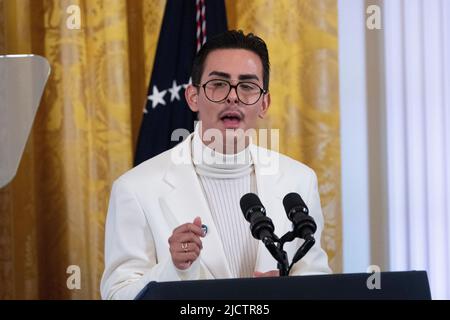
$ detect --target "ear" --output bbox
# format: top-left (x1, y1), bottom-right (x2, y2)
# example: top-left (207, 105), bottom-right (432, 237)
top-left (185, 84), bottom-right (199, 112)
top-left (258, 92), bottom-right (271, 119)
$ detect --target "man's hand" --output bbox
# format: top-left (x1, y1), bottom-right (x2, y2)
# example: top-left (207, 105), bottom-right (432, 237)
top-left (169, 217), bottom-right (205, 270)
top-left (254, 270), bottom-right (280, 278)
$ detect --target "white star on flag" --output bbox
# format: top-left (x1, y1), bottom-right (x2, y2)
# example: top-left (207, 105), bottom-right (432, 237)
top-left (148, 85), bottom-right (167, 109)
top-left (183, 77), bottom-right (193, 89)
top-left (168, 80), bottom-right (182, 102)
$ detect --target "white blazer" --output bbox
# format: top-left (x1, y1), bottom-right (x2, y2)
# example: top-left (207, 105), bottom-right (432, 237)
top-left (100, 133), bottom-right (331, 300)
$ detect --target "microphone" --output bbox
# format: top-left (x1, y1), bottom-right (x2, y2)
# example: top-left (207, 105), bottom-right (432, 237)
top-left (282, 192), bottom-right (317, 240)
top-left (239, 193), bottom-right (276, 243)
top-left (283, 192), bottom-right (317, 267)
top-left (240, 193), bottom-right (289, 275)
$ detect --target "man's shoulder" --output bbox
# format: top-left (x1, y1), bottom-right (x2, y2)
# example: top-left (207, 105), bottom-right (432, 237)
top-left (115, 144), bottom-right (180, 186)
top-left (253, 145), bottom-right (316, 178)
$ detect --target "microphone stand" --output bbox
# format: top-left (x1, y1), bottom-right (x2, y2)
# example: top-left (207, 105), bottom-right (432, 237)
top-left (256, 231), bottom-right (316, 276)
top-left (275, 231), bottom-right (316, 276)
top-left (288, 235), bottom-right (315, 274)
top-left (277, 249), bottom-right (289, 276)
top-left (261, 235), bottom-right (289, 276)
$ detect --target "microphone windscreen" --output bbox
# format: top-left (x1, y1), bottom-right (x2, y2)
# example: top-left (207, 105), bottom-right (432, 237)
top-left (240, 193), bottom-right (263, 221)
top-left (282, 192), bottom-right (307, 215)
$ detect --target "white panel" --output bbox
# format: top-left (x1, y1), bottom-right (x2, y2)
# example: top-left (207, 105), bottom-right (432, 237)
top-left (443, 0), bottom-right (450, 300)
top-left (384, 0), bottom-right (408, 270)
top-left (338, 0), bottom-right (370, 273)
top-left (403, 0), bottom-right (428, 271)
top-left (422, 0), bottom-right (448, 300)
top-left (384, 0), bottom-right (450, 299)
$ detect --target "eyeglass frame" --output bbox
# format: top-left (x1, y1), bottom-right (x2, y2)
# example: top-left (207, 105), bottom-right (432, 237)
top-left (193, 79), bottom-right (268, 106)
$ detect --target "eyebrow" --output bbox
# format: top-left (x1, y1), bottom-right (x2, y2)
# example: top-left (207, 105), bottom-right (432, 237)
top-left (208, 71), bottom-right (260, 81)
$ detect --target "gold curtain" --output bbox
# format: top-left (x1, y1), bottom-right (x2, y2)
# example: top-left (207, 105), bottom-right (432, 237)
top-left (0, 0), bottom-right (341, 299)
top-left (226, 0), bottom-right (342, 274)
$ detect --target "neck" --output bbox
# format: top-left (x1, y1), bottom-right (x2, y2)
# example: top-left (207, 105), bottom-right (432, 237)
top-left (192, 127), bottom-right (252, 168)
top-left (191, 130), bottom-right (254, 179)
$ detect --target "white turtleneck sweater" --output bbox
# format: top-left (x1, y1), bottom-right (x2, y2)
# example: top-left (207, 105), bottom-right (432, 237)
top-left (191, 130), bottom-right (259, 278)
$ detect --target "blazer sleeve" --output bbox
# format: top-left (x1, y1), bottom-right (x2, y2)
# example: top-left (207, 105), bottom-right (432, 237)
top-left (289, 169), bottom-right (333, 276)
top-left (100, 177), bottom-right (201, 300)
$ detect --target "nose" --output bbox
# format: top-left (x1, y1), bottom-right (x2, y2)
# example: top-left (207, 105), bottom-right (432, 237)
top-left (226, 86), bottom-right (239, 104)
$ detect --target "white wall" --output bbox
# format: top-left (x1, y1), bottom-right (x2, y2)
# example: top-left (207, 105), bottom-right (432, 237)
top-left (338, 0), bottom-right (450, 299)
top-left (338, 0), bottom-right (371, 274)
top-left (384, 0), bottom-right (450, 300)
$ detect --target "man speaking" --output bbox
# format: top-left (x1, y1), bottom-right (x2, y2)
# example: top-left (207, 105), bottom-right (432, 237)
top-left (100, 30), bottom-right (331, 300)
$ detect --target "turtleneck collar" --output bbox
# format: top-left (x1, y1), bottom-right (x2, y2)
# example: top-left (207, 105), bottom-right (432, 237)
top-left (191, 125), bottom-right (254, 179)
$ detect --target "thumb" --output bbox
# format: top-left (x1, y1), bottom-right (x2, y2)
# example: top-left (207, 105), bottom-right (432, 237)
top-left (193, 216), bottom-right (202, 227)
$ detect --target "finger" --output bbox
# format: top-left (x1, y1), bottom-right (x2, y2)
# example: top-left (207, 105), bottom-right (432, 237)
top-left (189, 244), bottom-right (201, 256)
top-left (193, 217), bottom-right (202, 228)
top-left (176, 261), bottom-right (192, 270)
top-left (172, 223), bottom-right (192, 234)
top-left (254, 270), bottom-right (280, 278)
top-left (254, 272), bottom-right (270, 278)
top-left (168, 233), bottom-right (202, 252)
top-left (173, 223), bottom-right (204, 237)
top-left (175, 242), bottom-right (201, 256)
top-left (172, 251), bottom-right (199, 264)
top-left (176, 233), bottom-right (203, 250)
top-left (172, 242), bottom-right (202, 257)
top-left (169, 235), bottom-right (202, 255)
top-left (253, 271), bottom-right (264, 277)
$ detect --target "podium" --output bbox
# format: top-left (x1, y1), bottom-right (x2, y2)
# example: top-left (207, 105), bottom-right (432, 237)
top-left (135, 271), bottom-right (431, 300)
top-left (0, 54), bottom-right (50, 188)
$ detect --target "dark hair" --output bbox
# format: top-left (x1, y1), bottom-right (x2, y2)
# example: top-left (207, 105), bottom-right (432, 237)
top-left (191, 30), bottom-right (270, 91)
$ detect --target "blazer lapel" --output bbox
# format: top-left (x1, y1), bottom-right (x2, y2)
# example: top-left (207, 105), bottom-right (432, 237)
top-left (160, 135), bottom-right (232, 279)
top-left (250, 145), bottom-right (291, 272)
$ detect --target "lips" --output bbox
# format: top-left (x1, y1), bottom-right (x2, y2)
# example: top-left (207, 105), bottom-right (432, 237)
top-left (220, 111), bottom-right (242, 121)
top-left (220, 111), bottom-right (243, 129)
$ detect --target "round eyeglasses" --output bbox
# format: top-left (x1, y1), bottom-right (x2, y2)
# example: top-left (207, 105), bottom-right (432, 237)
top-left (195, 79), bottom-right (267, 105)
